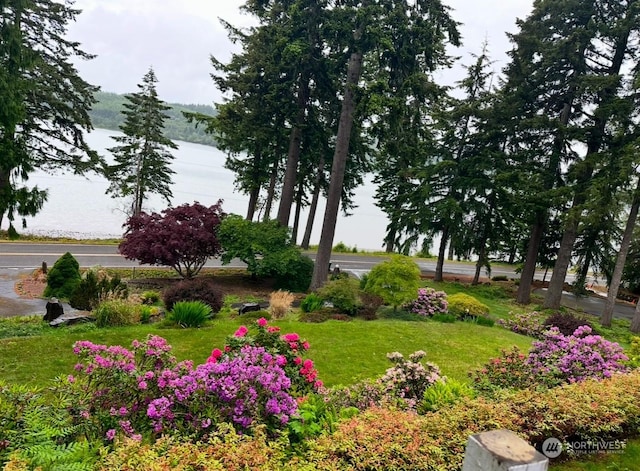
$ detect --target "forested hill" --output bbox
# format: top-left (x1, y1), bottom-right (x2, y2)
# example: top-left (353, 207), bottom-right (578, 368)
top-left (89, 91), bottom-right (217, 147)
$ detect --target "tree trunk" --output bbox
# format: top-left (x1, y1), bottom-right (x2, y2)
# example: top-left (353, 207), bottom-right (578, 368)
top-left (310, 51), bottom-right (363, 290)
top-left (246, 186), bottom-right (260, 221)
top-left (447, 240), bottom-right (455, 261)
top-left (516, 216), bottom-right (546, 304)
top-left (631, 300), bottom-right (640, 333)
top-left (434, 226), bottom-right (449, 282)
top-left (291, 180), bottom-right (304, 244)
top-left (543, 212), bottom-right (580, 309)
top-left (263, 161), bottom-right (279, 222)
top-left (602, 183), bottom-right (640, 327)
top-left (277, 76), bottom-right (309, 227)
top-left (301, 156), bottom-right (324, 249)
top-left (472, 240), bottom-right (487, 285)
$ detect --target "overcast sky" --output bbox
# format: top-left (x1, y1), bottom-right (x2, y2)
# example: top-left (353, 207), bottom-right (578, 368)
top-left (67, 0), bottom-right (535, 106)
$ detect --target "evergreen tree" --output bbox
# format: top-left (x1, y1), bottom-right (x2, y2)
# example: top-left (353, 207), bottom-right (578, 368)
top-left (105, 68), bottom-right (178, 217)
top-left (0, 0), bottom-right (100, 232)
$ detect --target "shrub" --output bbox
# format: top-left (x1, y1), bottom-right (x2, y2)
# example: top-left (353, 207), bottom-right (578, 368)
top-left (465, 316), bottom-right (495, 327)
top-left (300, 293), bottom-right (324, 313)
top-left (239, 310), bottom-right (271, 322)
top-left (357, 292), bottom-right (384, 319)
top-left (378, 351), bottom-right (442, 410)
top-left (317, 277), bottom-right (361, 315)
top-left (527, 326), bottom-right (628, 387)
top-left (69, 268), bottom-right (128, 311)
top-left (94, 299), bottom-right (140, 327)
top-left (431, 313), bottom-right (457, 323)
top-left (168, 300), bottom-right (212, 327)
top-left (447, 292), bottom-right (489, 319)
top-left (418, 378), bottom-right (476, 414)
top-left (141, 290), bottom-right (161, 305)
top-left (497, 311), bottom-right (547, 338)
top-left (269, 290), bottom-right (295, 319)
top-left (119, 201), bottom-right (225, 278)
top-left (404, 287), bottom-right (448, 317)
top-left (627, 336), bottom-right (640, 368)
top-left (272, 251), bottom-right (314, 292)
top-left (363, 255), bottom-right (421, 310)
top-left (469, 347), bottom-right (533, 395)
top-left (162, 277), bottom-right (223, 312)
top-left (491, 275), bottom-right (508, 281)
top-left (298, 310), bottom-right (332, 323)
top-left (543, 311), bottom-right (594, 336)
top-left (43, 252), bottom-right (81, 299)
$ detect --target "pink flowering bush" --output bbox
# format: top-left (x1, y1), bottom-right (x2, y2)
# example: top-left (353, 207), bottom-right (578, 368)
top-left (403, 288), bottom-right (448, 317)
top-left (471, 326), bottom-right (629, 394)
top-left (214, 318), bottom-right (322, 395)
top-left (496, 311), bottom-right (547, 338)
top-left (527, 325), bottom-right (628, 386)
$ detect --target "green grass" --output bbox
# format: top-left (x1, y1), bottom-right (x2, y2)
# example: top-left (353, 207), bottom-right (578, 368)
top-left (551, 438), bottom-right (640, 470)
top-left (0, 316), bottom-right (533, 388)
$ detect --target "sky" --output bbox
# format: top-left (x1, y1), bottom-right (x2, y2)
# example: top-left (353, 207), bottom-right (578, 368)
top-left (66, 0), bottom-right (535, 106)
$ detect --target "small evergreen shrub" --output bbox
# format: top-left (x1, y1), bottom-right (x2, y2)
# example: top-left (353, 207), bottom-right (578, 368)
top-left (94, 299), bottom-right (140, 327)
top-left (269, 290), bottom-right (295, 319)
top-left (300, 293), bottom-right (324, 313)
top-left (273, 252), bottom-right (314, 292)
top-left (162, 277), bottom-right (223, 312)
top-left (627, 336), bottom-right (640, 368)
top-left (431, 313), bottom-right (457, 323)
top-left (404, 287), bottom-right (448, 317)
top-left (168, 301), bottom-right (212, 328)
top-left (491, 275), bottom-right (508, 282)
top-left (69, 269), bottom-right (128, 311)
top-left (357, 292), bottom-right (383, 320)
top-left (317, 277), bottom-right (361, 315)
top-left (465, 316), bottom-right (495, 327)
top-left (298, 310), bottom-right (332, 323)
top-left (543, 311), bottom-right (594, 336)
top-left (418, 378), bottom-right (476, 413)
top-left (43, 252), bottom-right (81, 299)
top-left (447, 293), bottom-right (489, 319)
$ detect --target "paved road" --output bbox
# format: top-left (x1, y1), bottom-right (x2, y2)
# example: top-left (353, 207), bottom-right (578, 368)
top-left (0, 242), bottom-right (628, 321)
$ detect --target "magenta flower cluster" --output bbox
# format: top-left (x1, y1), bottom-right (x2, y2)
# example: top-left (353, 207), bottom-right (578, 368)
top-left (68, 331), bottom-right (303, 442)
top-left (404, 288), bottom-right (448, 317)
top-left (527, 325), bottom-right (629, 386)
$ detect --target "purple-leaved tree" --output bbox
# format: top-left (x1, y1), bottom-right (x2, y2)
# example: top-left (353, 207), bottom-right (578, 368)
top-left (119, 201), bottom-right (225, 278)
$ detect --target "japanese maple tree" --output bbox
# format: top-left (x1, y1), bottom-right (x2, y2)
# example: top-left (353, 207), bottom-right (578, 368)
top-left (119, 201), bottom-right (225, 278)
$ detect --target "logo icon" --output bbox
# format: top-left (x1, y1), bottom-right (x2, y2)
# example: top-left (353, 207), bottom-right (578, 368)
top-left (542, 437), bottom-right (563, 458)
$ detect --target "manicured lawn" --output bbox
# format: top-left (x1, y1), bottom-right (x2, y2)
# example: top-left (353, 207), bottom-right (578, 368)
top-left (551, 438), bottom-right (640, 470)
top-left (0, 316), bottom-right (533, 387)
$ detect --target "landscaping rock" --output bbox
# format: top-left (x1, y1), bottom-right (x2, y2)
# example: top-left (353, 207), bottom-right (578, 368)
top-left (44, 297), bottom-right (64, 322)
top-left (49, 311), bottom-right (94, 327)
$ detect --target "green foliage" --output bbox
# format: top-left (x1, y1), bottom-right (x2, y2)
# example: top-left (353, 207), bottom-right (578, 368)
top-left (140, 290), bottom-right (161, 305)
top-left (69, 268), bottom-right (128, 311)
top-left (219, 215), bottom-right (311, 291)
top-left (431, 313), bottom-right (457, 323)
top-left (0, 316), bottom-right (49, 340)
top-left (300, 293), bottom-right (324, 313)
top-left (447, 292), bottom-right (490, 319)
top-left (288, 393), bottom-right (358, 446)
top-left (363, 255), bottom-right (421, 310)
top-left (0, 381), bottom-right (96, 470)
top-left (627, 337), bottom-right (640, 368)
top-left (94, 299), bottom-right (140, 327)
top-left (332, 241), bottom-right (356, 253)
top-left (168, 301), bottom-right (212, 328)
top-left (104, 67), bottom-right (178, 216)
top-left (238, 310), bottom-right (271, 322)
top-left (418, 378), bottom-right (476, 413)
top-left (317, 277), bottom-right (361, 315)
top-left (89, 91), bottom-right (217, 146)
top-left (44, 252), bottom-right (81, 299)
top-left (162, 277), bottom-right (224, 312)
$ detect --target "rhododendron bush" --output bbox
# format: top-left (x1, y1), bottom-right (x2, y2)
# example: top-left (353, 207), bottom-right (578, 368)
top-left (66, 318), bottom-right (321, 442)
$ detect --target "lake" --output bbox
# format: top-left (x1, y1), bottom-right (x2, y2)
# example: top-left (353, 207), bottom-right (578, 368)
top-left (18, 129), bottom-right (390, 251)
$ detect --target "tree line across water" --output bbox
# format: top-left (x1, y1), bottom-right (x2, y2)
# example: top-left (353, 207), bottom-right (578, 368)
top-left (88, 91), bottom-right (217, 148)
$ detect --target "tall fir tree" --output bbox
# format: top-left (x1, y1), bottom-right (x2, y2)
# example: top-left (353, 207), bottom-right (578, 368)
top-left (0, 0), bottom-right (100, 233)
top-left (105, 67), bottom-right (178, 217)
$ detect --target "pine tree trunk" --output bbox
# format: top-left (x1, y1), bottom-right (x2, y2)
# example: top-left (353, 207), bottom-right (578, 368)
top-left (277, 76), bottom-right (309, 227)
top-left (602, 184), bottom-right (640, 327)
top-left (543, 212), bottom-right (580, 309)
top-left (447, 239), bottom-right (455, 261)
top-left (246, 186), bottom-right (260, 221)
top-left (263, 162), bottom-right (278, 222)
top-left (291, 180), bottom-right (304, 244)
top-left (472, 241), bottom-right (487, 285)
top-left (310, 51), bottom-right (363, 290)
top-left (301, 157), bottom-right (324, 249)
top-left (516, 216), bottom-right (546, 304)
top-left (435, 226), bottom-right (449, 282)
top-left (632, 301), bottom-right (640, 333)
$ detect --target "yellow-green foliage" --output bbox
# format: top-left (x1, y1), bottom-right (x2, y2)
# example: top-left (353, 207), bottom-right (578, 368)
top-left (94, 299), bottom-right (141, 327)
top-left (269, 290), bottom-right (295, 319)
top-left (447, 292), bottom-right (490, 319)
top-left (96, 372), bottom-right (640, 470)
top-left (628, 336), bottom-right (640, 368)
top-left (363, 254), bottom-right (421, 309)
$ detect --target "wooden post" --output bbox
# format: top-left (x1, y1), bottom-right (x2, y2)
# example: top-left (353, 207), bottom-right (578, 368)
top-left (462, 430), bottom-right (548, 471)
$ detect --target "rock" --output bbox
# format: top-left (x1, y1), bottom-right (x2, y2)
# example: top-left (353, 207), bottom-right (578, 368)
top-left (49, 311), bottom-right (94, 327)
top-left (44, 298), bottom-right (64, 322)
top-left (238, 303), bottom-right (261, 315)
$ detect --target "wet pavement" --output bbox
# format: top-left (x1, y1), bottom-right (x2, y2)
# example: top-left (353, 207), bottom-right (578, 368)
top-left (0, 268), bottom-right (73, 318)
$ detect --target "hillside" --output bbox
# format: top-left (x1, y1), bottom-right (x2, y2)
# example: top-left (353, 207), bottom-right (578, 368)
top-left (89, 91), bottom-right (217, 147)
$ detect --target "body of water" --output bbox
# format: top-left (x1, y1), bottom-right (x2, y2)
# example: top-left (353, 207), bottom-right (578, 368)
top-left (15, 129), bottom-right (389, 251)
